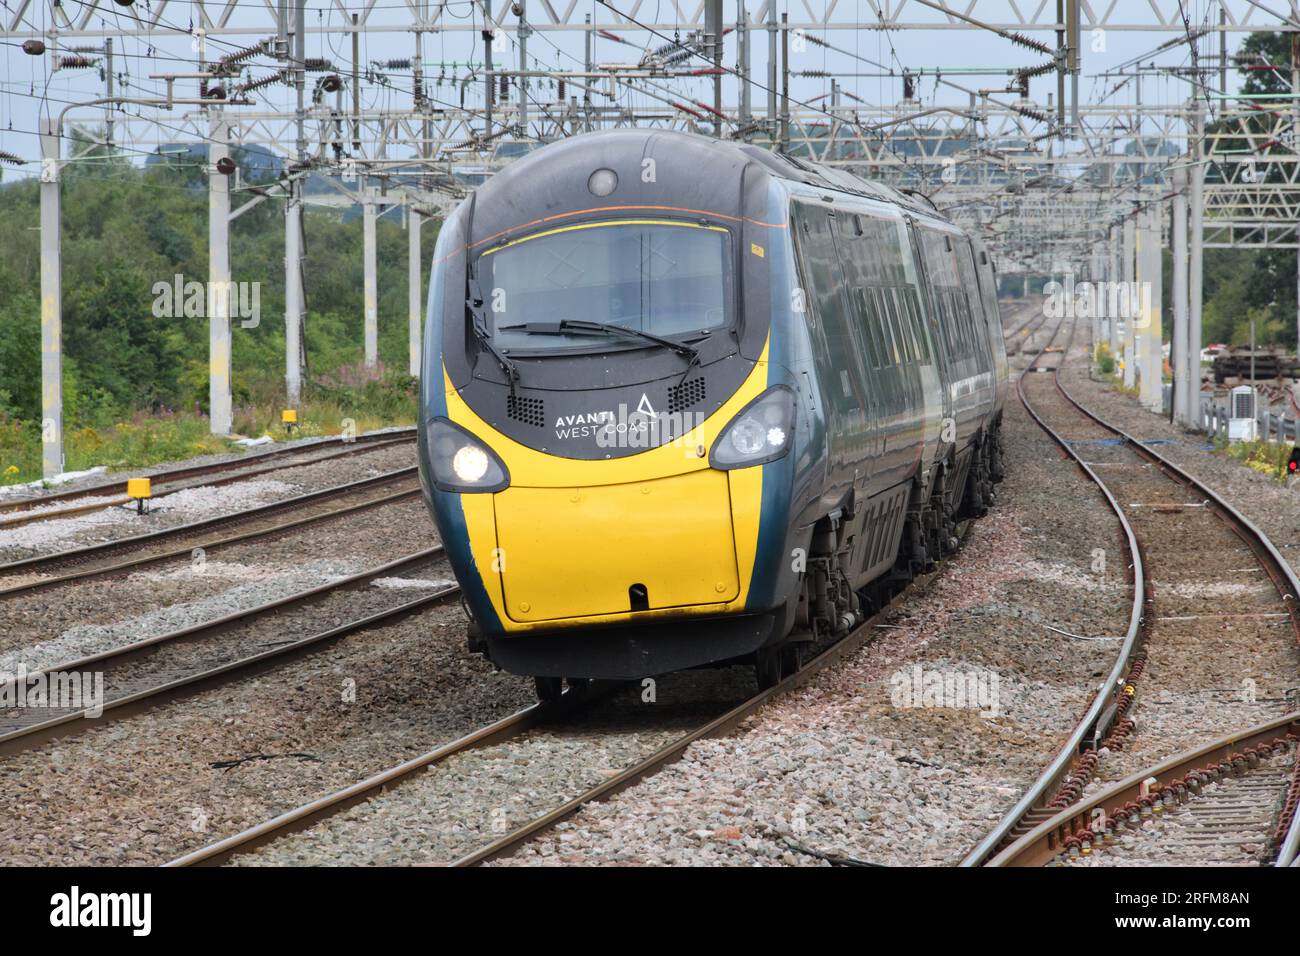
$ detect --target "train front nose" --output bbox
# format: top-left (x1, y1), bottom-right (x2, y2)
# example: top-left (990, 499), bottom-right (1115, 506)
top-left (491, 469), bottom-right (740, 623)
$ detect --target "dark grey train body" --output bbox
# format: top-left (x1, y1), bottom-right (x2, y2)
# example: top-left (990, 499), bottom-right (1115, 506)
top-left (418, 129), bottom-right (1008, 694)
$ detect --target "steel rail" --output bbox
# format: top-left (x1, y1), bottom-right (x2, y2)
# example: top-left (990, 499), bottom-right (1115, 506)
top-left (0, 470), bottom-right (421, 596)
top-left (1005, 310), bottom-right (1050, 356)
top-left (1002, 305), bottom-right (1045, 342)
top-left (163, 692), bottom-right (580, 868)
top-left (960, 316), bottom-right (1146, 865)
top-left (0, 428), bottom-right (415, 517)
top-left (0, 435), bottom-right (414, 530)
top-left (985, 711), bottom-right (1300, 867)
top-left (450, 524), bottom-right (975, 868)
top-left (1052, 359), bottom-right (1300, 869)
top-left (967, 315), bottom-right (1300, 866)
top-left (167, 523), bottom-right (975, 868)
top-left (0, 547), bottom-right (447, 757)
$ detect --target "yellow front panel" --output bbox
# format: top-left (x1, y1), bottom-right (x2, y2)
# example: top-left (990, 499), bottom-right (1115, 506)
top-left (493, 470), bottom-right (739, 622)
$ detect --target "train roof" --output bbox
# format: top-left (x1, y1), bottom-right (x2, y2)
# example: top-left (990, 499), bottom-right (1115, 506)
top-left (465, 129), bottom-right (952, 246)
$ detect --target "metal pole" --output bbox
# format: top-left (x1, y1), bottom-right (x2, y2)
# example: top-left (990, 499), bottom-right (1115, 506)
top-left (517, 1), bottom-right (529, 137)
top-left (39, 119), bottom-right (64, 480)
top-left (208, 110), bottom-right (233, 436)
top-left (285, 179), bottom-right (303, 406)
top-left (1055, 0), bottom-right (1066, 130)
top-left (408, 206), bottom-right (423, 378)
top-left (737, 0), bottom-right (750, 128)
top-left (780, 12), bottom-right (790, 151)
top-left (705, 0), bottom-right (723, 137)
top-left (1066, 0), bottom-right (1080, 133)
top-left (1172, 167), bottom-right (1190, 427)
top-left (1138, 206), bottom-right (1163, 412)
top-left (293, 0), bottom-right (306, 160)
top-left (351, 14), bottom-right (361, 151)
top-left (1220, 6), bottom-right (1228, 96)
top-left (1108, 225), bottom-right (1120, 356)
top-left (484, 5), bottom-right (495, 137)
top-left (363, 195), bottom-right (379, 368)
top-left (584, 14), bottom-right (593, 131)
top-left (766, 1), bottom-right (777, 131)
top-left (104, 39), bottom-right (114, 148)
top-left (1189, 108), bottom-right (1205, 429)
top-left (1089, 247), bottom-right (1101, 351)
top-left (1122, 214), bottom-right (1137, 390)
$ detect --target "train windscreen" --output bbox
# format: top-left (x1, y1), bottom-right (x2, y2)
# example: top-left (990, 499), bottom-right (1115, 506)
top-left (478, 219), bottom-right (732, 353)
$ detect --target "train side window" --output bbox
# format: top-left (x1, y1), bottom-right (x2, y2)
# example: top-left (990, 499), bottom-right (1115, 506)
top-left (862, 290), bottom-right (886, 370)
top-left (791, 200), bottom-right (878, 417)
top-left (896, 287), bottom-right (928, 364)
top-left (887, 290), bottom-right (913, 364)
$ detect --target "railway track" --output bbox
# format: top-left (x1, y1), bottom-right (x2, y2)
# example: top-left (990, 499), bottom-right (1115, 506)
top-left (963, 316), bottom-right (1300, 868)
top-left (1004, 308), bottom-right (1048, 355)
top-left (1001, 301), bottom-right (1040, 339)
top-left (0, 429), bottom-right (415, 526)
top-left (166, 523), bottom-right (976, 867)
top-left (988, 713), bottom-right (1300, 866)
top-left (0, 547), bottom-right (454, 757)
top-left (0, 467), bottom-right (421, 596)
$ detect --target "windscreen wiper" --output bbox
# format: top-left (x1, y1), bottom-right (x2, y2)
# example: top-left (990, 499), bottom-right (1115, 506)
top-left (467, 276), bottom-right (520, 394)
top-left (499, 319), bottom-right (699, 361)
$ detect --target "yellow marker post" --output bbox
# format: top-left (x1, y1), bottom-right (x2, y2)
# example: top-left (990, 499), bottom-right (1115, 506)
top-left (282, 409), bottom-right (299, 435)
top-left (126, 478), bottom-right (152, 515)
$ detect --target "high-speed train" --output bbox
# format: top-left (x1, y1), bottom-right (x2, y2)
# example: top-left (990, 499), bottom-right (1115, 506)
top-left (417, 129), bottom-right (1008, 698)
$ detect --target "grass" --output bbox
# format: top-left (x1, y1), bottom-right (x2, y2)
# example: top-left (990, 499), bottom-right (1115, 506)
top-left (1214, 436), bottom-right (1294, 482)
top-left (0, 363), bottom-right (417, 487)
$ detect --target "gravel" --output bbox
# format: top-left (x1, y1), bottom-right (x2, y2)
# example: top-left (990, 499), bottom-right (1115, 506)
top-left (0, 596), bottom-right (529, 866)
top-left (1062, 358), bottom-right (1300, 575)
top-left (0, 497), bottom-right (438, 667)
top-left (0, 555), bottom-right (455, 737)
top-left (0, 441), bottom-right (417, 562)
top-left (230, 666), bottom-right (757, 866)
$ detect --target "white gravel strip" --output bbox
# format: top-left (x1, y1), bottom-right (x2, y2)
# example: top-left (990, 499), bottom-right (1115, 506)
top-left (370, 576), bottom-right (457, 590)
top-left (0, 558), bottom-right (363, 675)
top-left (0, 479), bottom-right (301, 554)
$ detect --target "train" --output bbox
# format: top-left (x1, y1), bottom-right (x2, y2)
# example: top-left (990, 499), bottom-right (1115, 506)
top-left (417, 129), bottom-right (1009, 699)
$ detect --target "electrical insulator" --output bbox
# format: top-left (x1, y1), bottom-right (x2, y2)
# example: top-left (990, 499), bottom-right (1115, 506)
top-left (557, 79), bottom-right (565, 101)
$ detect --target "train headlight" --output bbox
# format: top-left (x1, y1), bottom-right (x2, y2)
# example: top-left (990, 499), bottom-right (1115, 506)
top-left (426, 417), bottom-right (510, 493)
top-left (452, 445), bottom-right (490, 483)
top-left (709, 386), bottom-right (795, 470)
